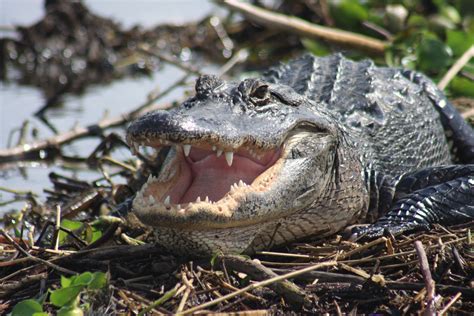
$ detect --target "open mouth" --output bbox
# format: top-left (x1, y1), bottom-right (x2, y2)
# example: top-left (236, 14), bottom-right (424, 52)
top-left (129, 138), bottom-right (283, 221)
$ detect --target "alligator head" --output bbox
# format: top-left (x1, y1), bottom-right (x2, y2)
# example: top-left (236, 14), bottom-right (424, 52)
top-left (126, 74), bottom-right (344, 254)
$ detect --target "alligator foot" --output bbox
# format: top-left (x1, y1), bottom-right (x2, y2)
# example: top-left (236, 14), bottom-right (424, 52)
top-left (353, 165), bottom-right (474, 239)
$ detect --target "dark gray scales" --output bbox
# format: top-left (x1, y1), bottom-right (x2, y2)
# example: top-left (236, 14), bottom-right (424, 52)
top-left (126, 53), bottom-right (474, 252)
top-left (264, 54), bottom-right (453, 175)
top-left (266, 53), bottom-right (474, 237)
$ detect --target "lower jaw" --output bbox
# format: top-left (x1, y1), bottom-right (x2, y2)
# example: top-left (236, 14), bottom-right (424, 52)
top-left (151, 219), bottom-right (279, 255)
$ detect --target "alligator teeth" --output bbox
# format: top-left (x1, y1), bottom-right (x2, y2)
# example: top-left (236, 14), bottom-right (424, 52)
top-left (216, 148), bottom-right (223, 157)
top-left (148, 196), bottom-right (155, 204)
top-left (232, 182), bottom-right (241, 192)
top-left (136, 189), bottom-right (143, 201)
top-left (238, 179), bottom-right (246, 187)
top-left (205, 196), bottom-right (209, 203)
top-left (158, 139), bottom-right (169, 145)
top-left (249, 149), bottom-right (258, 160)
top-left (177, 204), bottom-right (181, 210)
top-left (212, 145), bottom-right (217, 151)
top-left (196, 196), bottom-right (201, 203)
top-left (183, 144), bottom-right (191, 157)
top-left (164, 196), bottom-right (171, 206)
top-left (225, 151), bottom-right (234, 166)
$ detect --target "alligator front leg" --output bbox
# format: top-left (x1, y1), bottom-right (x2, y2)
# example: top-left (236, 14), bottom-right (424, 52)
top-left (353, 165), bottom-right (474, 238)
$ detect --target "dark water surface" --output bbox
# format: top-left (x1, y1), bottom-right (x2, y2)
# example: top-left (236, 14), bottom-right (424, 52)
top-left (0, 0), bottom-right (215, 214)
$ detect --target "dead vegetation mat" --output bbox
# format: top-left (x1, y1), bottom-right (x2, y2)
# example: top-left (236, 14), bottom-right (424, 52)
top-left (0, 174), bottom-right (473, 315)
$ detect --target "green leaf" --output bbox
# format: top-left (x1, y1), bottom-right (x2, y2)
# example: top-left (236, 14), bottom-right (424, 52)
top-left (465, 16), bottom-right (474, 34)
top-left (71, 272), bottom-right (93, 287)
top-left (61, 219), bottom-right (83, 231)
top-left (90, 229), bottom-right (102, 243)
top-left (137, 287), bottom-right (178, 316)
top-left (35, 292), bottom-right (48, 306)
top-left (57, 304), bottom-right (84, 316)
top-left (210, 250), bottom-right (225, 267)
top-left (449, 76), bottom-right (474, 97)
top-left (59, 219), bottom-right (83, 244)
top-left (416, 37), bottom-right (452, 73)
top-left (447, 30), bottom-right (474, 57)
top-left (84, 223), bottom-right (103, 244)
top-left (11, 299), bottom-right (46, 316)
top-left (429, 14), bottom-right (456, 32)
top-left (440, 6), bottom-right (461, 24)
top-left (50, 285), bottom-right (84, 307)
top-left (432, 0), bottom-right (446, 7)
top-left (301, 38), bottom-right (330, 57)
top-left (407, 14), bottom-right (428, 28)
top-left (384, 4), bottom-right (408, 32)
top-left (401, 55), bottom-right (417, 69)
top-left (61, 275), bottom-right (72, 288)
top-left (330, 0), bottom-right (368, 30)
top-left (88, 272), bottom-right (107, 290)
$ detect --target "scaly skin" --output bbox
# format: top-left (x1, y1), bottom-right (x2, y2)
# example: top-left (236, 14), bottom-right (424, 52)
top-left (126, 54), bottom-right (455, 255)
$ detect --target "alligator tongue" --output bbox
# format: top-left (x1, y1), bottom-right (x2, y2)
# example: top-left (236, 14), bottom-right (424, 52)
top-left (180, 154), bottom-right (268, 203)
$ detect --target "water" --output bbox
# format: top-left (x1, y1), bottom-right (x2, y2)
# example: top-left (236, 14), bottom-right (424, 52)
top-left (0, 0), bottom-right (216, 213)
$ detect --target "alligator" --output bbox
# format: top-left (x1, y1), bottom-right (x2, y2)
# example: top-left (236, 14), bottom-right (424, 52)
top-left (126, 54), bottom-right (474, 255)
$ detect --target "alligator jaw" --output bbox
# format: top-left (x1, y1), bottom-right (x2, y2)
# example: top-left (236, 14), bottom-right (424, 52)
top-left (125, 74), bottom-right (341, 252)
top-left (129, 136), bottom-right (287, 229)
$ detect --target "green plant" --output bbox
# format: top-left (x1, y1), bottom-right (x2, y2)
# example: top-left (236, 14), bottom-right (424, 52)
top-left (10, 272), bottom-right (108, 316)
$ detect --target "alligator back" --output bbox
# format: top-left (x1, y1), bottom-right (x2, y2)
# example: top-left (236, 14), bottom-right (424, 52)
top-left (263, 54), bottom-right (452, 176)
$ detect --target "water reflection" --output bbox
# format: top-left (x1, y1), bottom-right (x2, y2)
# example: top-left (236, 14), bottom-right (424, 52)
top-left (0, 0), bottom-right (215, 214)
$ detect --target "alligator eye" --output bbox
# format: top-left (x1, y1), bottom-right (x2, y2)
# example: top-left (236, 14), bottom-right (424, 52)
top-left (250, 84), bottom-right (270, 106)
top-left (252, 84), bottom-right (268, 99)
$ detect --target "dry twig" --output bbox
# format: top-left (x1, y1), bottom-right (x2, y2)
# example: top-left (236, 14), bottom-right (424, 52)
top-left (439, 292), bottom-right (462, 315)
top-left (414, 240), bottom-right (436, 315)
top-left (179, 260), bottom-right (337, 315)
top-left (218, 255), bottom-right (307, 307)
top-left (438, 45), bottom-right (474, 90)
top-left (218, 0), bottom-right (388, 54)
top-left (0, 229), bottom-right (76, 275)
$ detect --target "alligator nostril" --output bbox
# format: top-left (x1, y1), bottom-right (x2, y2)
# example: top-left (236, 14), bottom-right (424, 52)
top-left (195, 74), bottom-right (224, 98)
